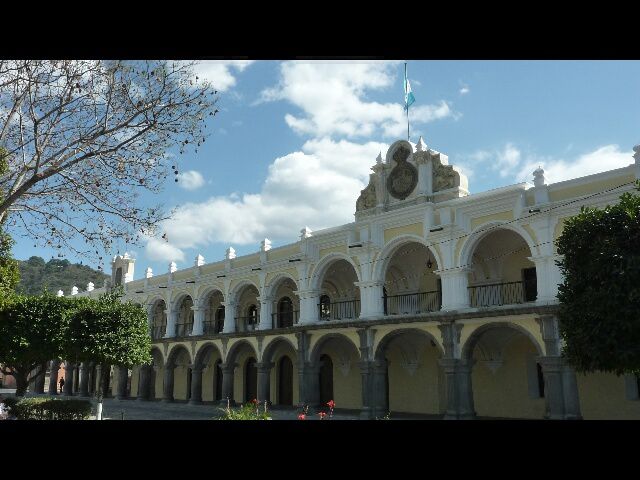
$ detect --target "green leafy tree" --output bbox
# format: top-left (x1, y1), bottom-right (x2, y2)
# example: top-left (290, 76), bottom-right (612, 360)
top-left (556, 182), bottom-right (640, 375)
top-left (0, 147), bottom-right (19, 301)
top-left (16, 256), bottom-right (108, 296)
top-left (0, 293), bottom-right (70, 395)
top-left (65, 286), bottom-right (151, 396)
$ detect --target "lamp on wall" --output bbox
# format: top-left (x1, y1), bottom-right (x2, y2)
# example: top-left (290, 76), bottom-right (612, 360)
top-left (426, 255), bottom-right (433, 270)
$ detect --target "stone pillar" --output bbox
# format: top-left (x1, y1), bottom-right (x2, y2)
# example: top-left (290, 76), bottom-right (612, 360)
top-left (371, 359), bottom-right (389, 418)
top-left (116, 366), bottom-right (129, 400)
top-left (137, 365), bottom-right (151, 401)
top-left (438, 322), bottom-right (475, 419)
top-left (529, 254), bottom-right (563, 304)
top-left (219, 363), bottom-right (236, 406)
top-left (48, 360), bottom-right (61, 395)
top-left (356, 281), bottom-right (385, 319)
top-left (164, 307), bottom-right (177, 339)
top-left (189, 366), bottom-right (203, 405)
top-left (190, 306), bottom-right (205, 336)
top-left (63, 362), bottom-right (75, 396)
top-left (162, 364), bottom-right (174, 402)
top-left (436, 267), bottom-right (470, 310)
top-left (257, 297), bottom-right (273, 331)
top-left (536, 314), bottom-right (581, 419)
top-left (33, 362), bottom-right (47, 394)
top-left (257, 362), bottom-right (274, 403)
top-left (222, 302), bottom-right (237, 333)
top-left (439, 358), bottom-right (475, 419)
top-left (359, 361), bottom-right (374, 419)
top-left (297, 290), bottom-right (320, 325)
top-left (299, 362), bottom-right (320, 408)
top-left (78, 363), bottom-right (90, 397)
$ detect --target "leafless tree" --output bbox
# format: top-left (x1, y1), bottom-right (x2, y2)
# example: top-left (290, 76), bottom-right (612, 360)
top-left (0, 60), bottom-right (218, 265)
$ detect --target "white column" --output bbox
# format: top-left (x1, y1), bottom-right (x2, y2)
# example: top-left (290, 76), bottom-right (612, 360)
top-left (257, 296), bottom-right (273, 331)
top-left (415, 154), bottom-right (432, 196)
top-left (529, 254), bottom-right (563, 304)
top-left (190, 306), bottom-right (204, 336)
top-left (297, 290), bottom-right (320, 325)
top-left (222, 301), bottom-right (237, 333)
top-left (437, 267), bottom-right (471, 310)
top-left (164, 306), bottom-right (177, 338)
top-left (355, 281), bottom-right (385, 319)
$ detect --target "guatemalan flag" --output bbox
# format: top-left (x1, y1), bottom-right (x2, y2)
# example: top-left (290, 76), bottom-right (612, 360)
top-left (404, 64), bottom-right (415, 111)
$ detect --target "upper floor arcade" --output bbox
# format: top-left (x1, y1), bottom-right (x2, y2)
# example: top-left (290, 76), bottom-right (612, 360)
top-left (73, 139), bottom-right (640, 342)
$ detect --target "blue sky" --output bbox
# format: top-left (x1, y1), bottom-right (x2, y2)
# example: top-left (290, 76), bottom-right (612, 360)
top-left (11, 60), bottom-right (640, 283)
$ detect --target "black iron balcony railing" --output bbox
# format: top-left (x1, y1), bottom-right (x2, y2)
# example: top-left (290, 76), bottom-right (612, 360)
top-left (384, 291), bottom-right (441, 315)
top-left (175, 323), bottom-right (193, 337)
top-left (271, 310), bottom-right (300, 329)
top-left (468, 281), bottom-right (529, 307)
top-left (151, 325), bottom-right (166, 340)
top-left (203, 320), bottom-right (224, 335)
top-left (318, 299), bottom-right (361, 321)
top-left (236, 316), bottom-right (260, 331)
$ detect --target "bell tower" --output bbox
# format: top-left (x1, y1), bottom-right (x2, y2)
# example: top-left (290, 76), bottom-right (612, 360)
top-left (111, 252), bottom-right (135, 286)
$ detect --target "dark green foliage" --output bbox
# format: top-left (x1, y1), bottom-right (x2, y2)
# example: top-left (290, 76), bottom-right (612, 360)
top-left (1, 396), bottom-right (18, 415)
top-left (16, 256), bottom-right (108, 296)
top-left (556, 182), bottom-right (640, 375)
top-left (0, 230), bottom-right (19, 300)
top-left (66, 287), bottom-right (151, 371)
top-left (218, 401), bottom-right (271, 420)
top-left (0, 294), bottom-right (71, 395)
top-left (11, 397), bottom-right (92, 420)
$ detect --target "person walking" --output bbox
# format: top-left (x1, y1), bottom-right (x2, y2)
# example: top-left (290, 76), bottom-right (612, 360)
top-left (59, 377), bottom-right (65, 394)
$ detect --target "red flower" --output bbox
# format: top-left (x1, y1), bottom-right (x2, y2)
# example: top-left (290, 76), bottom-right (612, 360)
top-left (318, 411), bottom-right (326, 419)
top-left (251, 398), bottom-right (258, 404)
top-left (298, 414), bottom-right (306, 420)
top-left (327, 400), bottom-right (335, 409)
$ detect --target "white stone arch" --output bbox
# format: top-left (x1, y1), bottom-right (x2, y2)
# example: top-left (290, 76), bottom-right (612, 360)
top-left (262, 336), bottom-right (299, 364)
top-left (460, 321), bottom-right (544, 362)
top-left (169, 289), bottom-right (195, 313)
top-left (150, 345), bottom-right (165, 367)
top-left (265, 272), bottom-right (299, 299)
top-left (147, 296), bottom-right (168, 330)
top-left (196, 284), bottom-right (225, 308)
top-left (458, 221), bottom-right (538, 269)
top-left (372, 234), bottom-right (443, 284)
top-left (310, 252), bottom-right (362, 292)
top-left (166, 343), bottom-right (193, 367)
top-left (228, 279), bottom-right (261, 304)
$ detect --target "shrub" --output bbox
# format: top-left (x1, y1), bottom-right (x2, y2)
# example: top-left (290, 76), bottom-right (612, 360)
top-left (1, 396), bottom-right (18, 416)
top-left (218, 399), bottom-right (271, 420)
top-left (12, 397), bottom-right (92, 420)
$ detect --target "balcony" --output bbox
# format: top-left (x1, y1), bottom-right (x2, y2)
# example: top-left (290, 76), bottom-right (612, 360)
top-left (203, 320), bottom-right (223, 335)
top-left (468, 281), bottom-right (534, 307)
top-left (318, 299), bottom-right (361, 321)
top-left (271, 311), bottom-right (300, 329)
top-left (151, 326), bottom-right (166, 340)
top-left (175, 323), bottom-right (193, 338)
top-left (384, 291), bottom-right (441, 315)
top-left (236, 316), bottom-right (259, 332)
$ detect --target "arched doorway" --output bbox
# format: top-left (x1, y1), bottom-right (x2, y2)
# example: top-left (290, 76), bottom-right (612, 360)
top-left (319, 354), bottom-right (333, 405)
top-left (316, 259), bottom-right (361, 321)
top-left (464, 323), bottom-right (545, 418)
top-left (203, 290), bottom-right (225, 335)
top-left (278, 356), bottom-right (294, 406)
top-left (382, 241), bottom-right (441, 315)
top-left (245, 357), bottom-right (257, 402)
top-left (151, 300), bottom-right (167, 340)
top-left (375, 329), bottom-right (444, 415)
top-left (234, 284), bottom-right (260, 332)
top-left (466, 229), bottom-right (537, 307)
top-left (175, 296), bottom-right (194, 337)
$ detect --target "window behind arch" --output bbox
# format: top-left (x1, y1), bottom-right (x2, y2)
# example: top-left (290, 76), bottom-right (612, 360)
top-left (278, 297), bottom-right (293, 328)
top-left (247, 305), bottom-right (258, 325)
top-left (215, 306), bottom-right (225, 334)
top-left (115, 267), bottom-right (123, 286)
top-left (320, 295), bottom-right (331, 320)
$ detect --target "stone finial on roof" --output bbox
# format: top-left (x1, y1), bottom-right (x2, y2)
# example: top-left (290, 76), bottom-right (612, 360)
top-left (533, 166), bottom-right (545, 187)
top-left (376, 151), bottom-right (383, 165)
top-left (226, 247), bottom-right (236, 260)
top-left (71, 286), bottom-right (78, 296)
top-left (146, 267), bottom-right (153, 278)
top-left (300, 226), bottom-right (313, 239)
top-left (416, 136), bottom-right (427, 152)
top-left (261, 238), bottom-right (272, 252)
top-left (195, 254), bottom-right (205, 267)
top-left (87, 282), bottom-right (94, 292)
top-left (169, 261), bottom-right (177, 273)
top-left (57, 290), bottom-right (64, 297)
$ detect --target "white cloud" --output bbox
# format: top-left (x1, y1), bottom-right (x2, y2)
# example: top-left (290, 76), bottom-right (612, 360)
top-left (145, 138), bottom-right (387, 260)
top-left (516, 145), bottom-right (633, 184)
top-left (190, 60), bottom-right (255, 92)
top-left (177, 170), bottom-right (205, 191)
top-left (496, 143), bottom-right (522, 177)
top-left (459, 86), bottom-right (470, 95)
top-left (258, 61), bottom-right (456, 139)
top-left (145, 237), bottom-right (185, 263)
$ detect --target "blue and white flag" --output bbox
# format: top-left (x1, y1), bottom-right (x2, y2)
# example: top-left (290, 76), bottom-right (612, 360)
top-left (404, 63), bottom-right (415, 111)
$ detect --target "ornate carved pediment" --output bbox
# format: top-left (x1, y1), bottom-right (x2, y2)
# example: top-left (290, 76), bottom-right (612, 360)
top-left (433, 158), bottom-right (457, 192)
top-left (356, 180), bottom-right (377, 212)
top-left (386, 145), bottom-right (418, 200)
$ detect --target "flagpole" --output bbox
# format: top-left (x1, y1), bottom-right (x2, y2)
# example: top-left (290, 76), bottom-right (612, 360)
top-left (405, 62), bottom-right (410, 142)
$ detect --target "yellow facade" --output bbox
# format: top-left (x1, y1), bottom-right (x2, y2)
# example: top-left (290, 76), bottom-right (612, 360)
top-left (383, 223), bottom-right (423, 244)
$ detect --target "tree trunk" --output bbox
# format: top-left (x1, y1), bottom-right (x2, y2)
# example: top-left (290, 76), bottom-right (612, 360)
top-left (14, 371), bottom-right (29, 396)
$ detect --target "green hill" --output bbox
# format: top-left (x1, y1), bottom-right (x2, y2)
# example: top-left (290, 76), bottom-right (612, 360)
top-left (16, 256), bottom-right (110, 296)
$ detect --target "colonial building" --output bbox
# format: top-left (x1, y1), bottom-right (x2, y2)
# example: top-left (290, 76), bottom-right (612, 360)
top-left (50, 139), bottom-right (640, 419)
